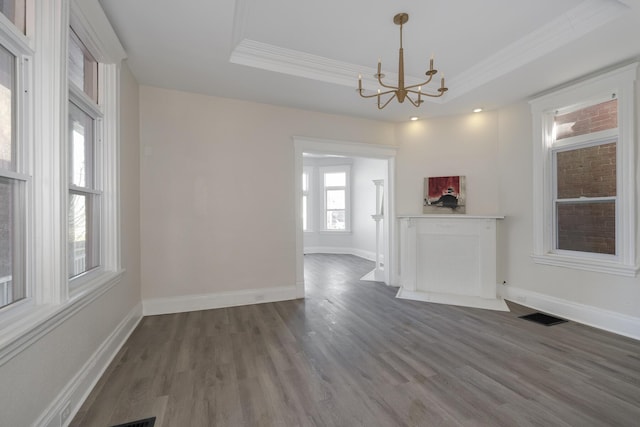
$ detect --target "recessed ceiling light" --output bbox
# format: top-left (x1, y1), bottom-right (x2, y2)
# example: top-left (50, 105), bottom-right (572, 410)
top-left (473, 108), bottom-right (483, 113)
top-left (410, 116), bottom-right (419, 121)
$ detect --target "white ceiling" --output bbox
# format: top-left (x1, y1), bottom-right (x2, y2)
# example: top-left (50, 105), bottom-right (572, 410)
top-left (99, 0), bottom-right (640, 122)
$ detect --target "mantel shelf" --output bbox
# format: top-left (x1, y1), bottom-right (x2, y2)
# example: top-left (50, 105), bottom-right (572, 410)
top-left (397, 214), bottom-right (504, 220)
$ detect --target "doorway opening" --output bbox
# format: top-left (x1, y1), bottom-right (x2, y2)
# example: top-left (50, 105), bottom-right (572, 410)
top-left (293, 137), bottom-right (397, 298)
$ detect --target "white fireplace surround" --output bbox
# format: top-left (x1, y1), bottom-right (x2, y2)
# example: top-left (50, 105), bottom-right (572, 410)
top-left (397, 215), bottom-right (508, 311)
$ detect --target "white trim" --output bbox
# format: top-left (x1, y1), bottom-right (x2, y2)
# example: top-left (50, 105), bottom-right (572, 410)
top-left (295, 136), bottom-right (397, 159)
top-left (531, 254), bottom-right (638, 277)
top-left (294, 137), bottom-right (398, 297)
top-left (32, 0), bottom-right (67, 305)
top-left (229, 1), bottom-right (627, 103)
top-left (530, 63), bottom-right (638, 276)
top-left (499, 285), bottom-right (640, 341)
top-left (447, 0), bottom-right (627, 101)
top-left (0, 270), bottom-right (123, 366)
top-left (69, 0), bottom-right (126, 63)
top-left (397, 288), bottom-right (509, 312)
top-left (319, 164), bottom-right (351, 232)
top-left (229, 39), bottom-right (437, 102)
top-left (142, 286), bottom-right (299, 316)
top-left (34, 301), bottom-right (142, 427)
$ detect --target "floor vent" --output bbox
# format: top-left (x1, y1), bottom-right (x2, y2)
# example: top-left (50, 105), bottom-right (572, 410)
top-left (111, 417), bottom-right (156, 427)
top-left (519, 312), bottom-right (568, 326)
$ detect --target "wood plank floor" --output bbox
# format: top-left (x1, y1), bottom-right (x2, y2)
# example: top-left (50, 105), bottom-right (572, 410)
top-left (72, 254), bottom-right (640, 426)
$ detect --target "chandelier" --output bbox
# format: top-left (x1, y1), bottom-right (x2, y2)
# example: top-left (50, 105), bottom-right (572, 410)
top-left (358, 13), bottom-right (448, 110)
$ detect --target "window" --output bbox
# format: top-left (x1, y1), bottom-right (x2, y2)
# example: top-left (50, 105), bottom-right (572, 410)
top-left (68, 101), bottom-right (100, 278)
top-left (68, 27), bottom-right (103, 282)
top-left (0, 4), bottom-right (29, 311)
top-left (69, 28), bottom-right (98, 102)
top-left (321, 166), bottom-right (350, 231)
top-left (0, 0), bottom-right (125, 361)
top-left (530, 63), bottom-right (637, 276)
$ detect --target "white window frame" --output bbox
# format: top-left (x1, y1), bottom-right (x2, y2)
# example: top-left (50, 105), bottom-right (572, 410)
top-left (0, 3), bottom-right (33, 314)
top-left (530, 63), bottom-right (638, 277)
top-left (68, 84), bottom-right (103, 286)
top-left (0, 0), bottom-right (126, 366)
top-left (320, 165), bottom-right (351, 233)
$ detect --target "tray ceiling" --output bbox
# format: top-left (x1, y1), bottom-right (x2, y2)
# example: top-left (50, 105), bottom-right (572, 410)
top-left (100, 0), bottom-right (640, 122)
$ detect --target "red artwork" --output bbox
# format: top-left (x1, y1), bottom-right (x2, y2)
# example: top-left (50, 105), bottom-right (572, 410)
top-left (423, 176), bottom-right (466, 214)
top-left (428, 176), bottom-right (460, 199)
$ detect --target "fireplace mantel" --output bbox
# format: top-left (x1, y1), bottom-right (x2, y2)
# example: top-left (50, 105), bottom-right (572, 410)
top-left (397, 215), bottom-right (508, 311)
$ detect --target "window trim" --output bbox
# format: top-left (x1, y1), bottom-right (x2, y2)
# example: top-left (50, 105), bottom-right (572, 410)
top-left (0, 0), bottom-right (126, 365)
top-left (320, 165), bottom-right (351, 232)
top-left (0, 5), bottom-right (32, 313)
top-left (530, 63), bottom-right (638, 276)
top-left (66, 52), bottom-right (121, 296)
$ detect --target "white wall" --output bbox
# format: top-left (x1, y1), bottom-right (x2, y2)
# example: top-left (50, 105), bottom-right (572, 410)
top-left (393, 85), bottom-right (640, 336)
top-left (302, 156), bottom-right (386, 261)
top-left (139, 86), bottom-right (395, 305)
top-left (496, 100), bottom-right (640, 323)
top-left (0, 63), bottom-right (142, 427)
top-left (395, 112), bottom-right (500, 215)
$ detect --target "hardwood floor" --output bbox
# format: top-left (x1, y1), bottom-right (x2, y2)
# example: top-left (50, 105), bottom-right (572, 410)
top-left (72, 254), bottom-right (640, 426)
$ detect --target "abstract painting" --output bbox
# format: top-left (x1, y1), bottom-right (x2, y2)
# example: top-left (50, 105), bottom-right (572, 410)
top-left (423, 176), bottom-right (466, 214)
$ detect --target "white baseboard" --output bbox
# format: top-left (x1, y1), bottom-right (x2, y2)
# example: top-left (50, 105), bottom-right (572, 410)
top-left (142, 286), bottom-right (300, 316)
top-left (500, 285), bottom-right (640, 340)
top-left (36, 302), bottom-right (143, 427)
top-left (304, 246), bottom-right (384, 264)
top-left (397, 288), bottom-right (509, 311)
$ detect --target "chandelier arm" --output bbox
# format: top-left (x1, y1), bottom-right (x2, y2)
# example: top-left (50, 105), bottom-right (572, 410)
top-left (406, 88), bottom-right (438, 96)
top-left (404, 93), bottom-right (422, 108)
top-left (405, 75), bottom-right (434, 91)
top-left (377, 75), bottom-right (399, 90)
top-left (359, 89), bottom-right (396, 99)
top-left (378, 93), bottom-right (397, 110)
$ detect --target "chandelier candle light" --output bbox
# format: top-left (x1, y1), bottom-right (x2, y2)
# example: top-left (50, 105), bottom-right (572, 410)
top-left (358, 13), bottom-right (448, 110)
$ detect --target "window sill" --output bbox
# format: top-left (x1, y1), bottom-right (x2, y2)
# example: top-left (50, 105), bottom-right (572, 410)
top-left (0, 269), bottom-right (124, 366)
top-left (532, 253), bottom-right (638, 277)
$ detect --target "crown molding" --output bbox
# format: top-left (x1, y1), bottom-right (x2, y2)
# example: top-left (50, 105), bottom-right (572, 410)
top-left (229, 0), bottom-right (627, 104)
top-left (446, 0), bottom-right (627, 100)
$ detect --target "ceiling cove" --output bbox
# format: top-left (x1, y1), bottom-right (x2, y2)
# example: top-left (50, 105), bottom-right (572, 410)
top-left (229, 0), bottom-right (628, 105)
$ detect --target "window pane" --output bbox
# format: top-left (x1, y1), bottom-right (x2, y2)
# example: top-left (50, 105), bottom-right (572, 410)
top-left (0, 0), bottom-right (26, 34)
top-left (69, 28), bottom-right (98, 102)
top-left (0, 44), bottom-right (15, 171)
top-left (302, 172), bottom-right (308, 192)
top-left (69, 102), bottom-right (94, 188)
top-left (556, 142), bottom-right (616, 199)
top-left (0, 177), bottom-right (25, 309)
top-left (557, 201), bottom-right (615, 255)
top-left (326, 210), bottom-right (345, 230)
top-left (326, 189), bottom-right (345, 210)
top-left (68, 192), bottom-right (99, 277)
top-left (554, 99), bottom-right (617, 140)
top-left (325, 172), bottom-right (345, 187)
